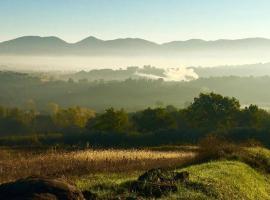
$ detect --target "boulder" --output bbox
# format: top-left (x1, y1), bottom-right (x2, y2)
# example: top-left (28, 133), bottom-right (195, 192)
top-left (130, 168), bottom-right (189, 198)
top-left (0, 176), bottom-right (87, 200)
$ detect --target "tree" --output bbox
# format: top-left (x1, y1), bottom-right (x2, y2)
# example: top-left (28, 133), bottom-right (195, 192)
top-left (0, 117), bottom-right (27, 135)
top-left (132, 107), bottom-right (176, 132)
top-left (239, 105), bottom-right (270, 129)
top-left (86, 108), bottom-right (130, 132)
top-left (185, 93), bottom-right (240, 131)
top-left (53, 106), bottom-right (95, 128)
top-left (33, 115), bottom-right (56, 134)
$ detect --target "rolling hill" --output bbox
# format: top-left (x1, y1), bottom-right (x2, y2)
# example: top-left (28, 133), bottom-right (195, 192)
top-left (1, 36), bottom-right (270, 56)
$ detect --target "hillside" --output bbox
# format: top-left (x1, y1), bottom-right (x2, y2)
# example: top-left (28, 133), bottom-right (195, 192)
top-left (73, 147), bottom-right (270, 199)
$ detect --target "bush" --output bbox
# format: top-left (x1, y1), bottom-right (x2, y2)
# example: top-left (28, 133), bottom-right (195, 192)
top-left (196, 135), bottom-right (240, 162)
top-left (196, 135), bottom-right (270, 174)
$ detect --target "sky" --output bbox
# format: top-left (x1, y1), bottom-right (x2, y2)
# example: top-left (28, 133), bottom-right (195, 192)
top-left (1, 0), bottom-right (270, 43)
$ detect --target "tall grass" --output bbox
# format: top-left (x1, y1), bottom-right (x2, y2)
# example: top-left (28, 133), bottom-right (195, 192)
top-left (0, 148), bottom-right (195, 184)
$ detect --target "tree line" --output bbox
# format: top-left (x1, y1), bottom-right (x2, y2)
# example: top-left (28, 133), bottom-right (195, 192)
top-left (1, 93), bottom-right (270, 147)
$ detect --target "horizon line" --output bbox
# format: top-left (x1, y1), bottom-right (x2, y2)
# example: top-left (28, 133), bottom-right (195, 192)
top-left (1, 35), bottom-right (270, 45)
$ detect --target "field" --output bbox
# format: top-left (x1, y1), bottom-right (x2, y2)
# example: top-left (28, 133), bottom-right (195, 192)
top-left (0, 147), bottom-right (195, 184)
top-left (2, 145), bottom-right (270, 199)
top-left (74, 146), bottom-right (270, 199)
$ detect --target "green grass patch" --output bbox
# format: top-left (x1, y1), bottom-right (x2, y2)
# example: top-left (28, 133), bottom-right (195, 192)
top-left (74, 159), bottom-right (270, 199)
top-left (74, 172), bottom-right (140, 199)
top-left (175, 160), bottom-right (270, 200)
top-left (235, 147), bottom-right (270, 173)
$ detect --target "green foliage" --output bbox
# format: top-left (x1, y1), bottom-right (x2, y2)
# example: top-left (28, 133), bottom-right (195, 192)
top-left (53, 106), bottom-right (95, 128)
top-left (185, 93), bottom-right (240, 131)
top-left (132, 107), bottom-right (177, 132)
top-left (0, 106), bottom-right (34, 135)
top-left (33, 115), bottom-right (56, 134)
top-left (1, 92), bottom-right (270, 148)
top-left (239, 105), bottom-right (270, 129)
top-left (87, 108), bottom-right (130, 132)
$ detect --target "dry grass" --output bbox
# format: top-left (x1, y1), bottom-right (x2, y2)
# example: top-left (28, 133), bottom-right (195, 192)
top-left (0, 148), bottom-right (195, 184)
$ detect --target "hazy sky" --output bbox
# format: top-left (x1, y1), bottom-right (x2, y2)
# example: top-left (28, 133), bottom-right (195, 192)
top-left (1, 0), bottom-right (270, 43)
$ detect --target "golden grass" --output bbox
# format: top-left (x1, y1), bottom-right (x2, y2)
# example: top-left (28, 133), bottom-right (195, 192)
top-left (0, 148), bottom-right (195, 184)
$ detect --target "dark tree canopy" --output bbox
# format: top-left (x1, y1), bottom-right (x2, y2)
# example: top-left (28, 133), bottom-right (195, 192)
top-left (1, 92), bottom-right (270, 147)
top-left (87, 108), bottom-right (130, 132)
top-left (185, 93), bottom-right (240, 131)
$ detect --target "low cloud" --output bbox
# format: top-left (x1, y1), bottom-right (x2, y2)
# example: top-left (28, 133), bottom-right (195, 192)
top-left (135, 67), bottom-right (198, 81)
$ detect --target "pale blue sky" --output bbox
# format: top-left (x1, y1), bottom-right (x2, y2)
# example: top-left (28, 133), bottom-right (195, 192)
top-left (1, 0), bottom-right (270, 43)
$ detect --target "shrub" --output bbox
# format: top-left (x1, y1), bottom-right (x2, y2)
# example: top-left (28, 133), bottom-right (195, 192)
top-left (196, 135), bottom-right (240, 162)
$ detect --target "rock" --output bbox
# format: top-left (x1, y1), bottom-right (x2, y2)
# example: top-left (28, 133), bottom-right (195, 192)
top-left (0, 176), bottom-right (86, 200)
top-left (130, 168), bottom-right (189, 198)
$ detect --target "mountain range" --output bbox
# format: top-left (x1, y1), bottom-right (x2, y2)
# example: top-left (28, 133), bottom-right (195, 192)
top-left (1, 36), bottom-right (270, 56)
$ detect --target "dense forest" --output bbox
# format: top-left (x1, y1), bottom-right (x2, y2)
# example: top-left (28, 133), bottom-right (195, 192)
top-left (1, 92), bottom-right (270, 148)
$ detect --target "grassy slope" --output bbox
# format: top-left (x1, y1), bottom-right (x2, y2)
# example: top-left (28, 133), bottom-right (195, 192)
top-left (75, 147), bottom-right (270, 199)
top-left (173, 161), bottom-right (270, 200)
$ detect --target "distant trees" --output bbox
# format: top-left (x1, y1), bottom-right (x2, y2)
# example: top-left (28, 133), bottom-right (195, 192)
top-left (0, 105), bottom-right (95, 135)
top-left (0, 107), bottom-right (33, 135)
top-left (239, 105), bottom-right (270, 129)
top-left (86, 108), bottom-right (130, 132)
top-left (1, 92), bottom-right (270, 147)
top-left (53, 106), bottom-right (95, 128)
top-left (33, 115), bottom-right (56, 134)
top-left (132, 107), bottom-right (177, 132)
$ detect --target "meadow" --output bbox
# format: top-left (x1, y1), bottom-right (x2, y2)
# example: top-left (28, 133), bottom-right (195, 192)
top-left (2, 141), bottom-right (270, 199)
top-left (0, 147), bottom-right (195, 184)
top-left (74, 145), bottom-right (270, 199)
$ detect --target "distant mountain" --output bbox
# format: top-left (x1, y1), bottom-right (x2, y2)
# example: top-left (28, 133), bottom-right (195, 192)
top-left (0, 36), bottom-right (69, 54)
top-left (163, 38), bottom-right (270, 49)
top-left (1, 36), bottom-right (270, 56)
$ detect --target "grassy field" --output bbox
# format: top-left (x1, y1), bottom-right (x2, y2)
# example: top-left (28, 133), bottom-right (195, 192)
top-left (2, 146), bottom-right (270, 199)
top-left (0, 147), bottom-right (195, 184)
top-left (73, 161), bottom-right (270, 199)
top-left (73, 147), bottom-right (270, 199)
top-left (174, 160), bottom-right (270, 200)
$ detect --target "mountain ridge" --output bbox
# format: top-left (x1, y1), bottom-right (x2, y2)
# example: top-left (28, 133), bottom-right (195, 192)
top-left (2, 36), bottom-right (270, 45)
top-left (1, 36), bottom-right (270, 56)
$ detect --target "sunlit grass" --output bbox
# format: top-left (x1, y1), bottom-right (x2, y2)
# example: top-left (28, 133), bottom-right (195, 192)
top-left (0, 148), bottom-right (195, 184)
top-left (173, 160), bottom-right (270, 200)
top-left (75, 160), bottom-right (270, 199)
top-left (2, 146), bottom-right (270, 199)
top-left (74, 147), bottom-right (270, 199)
